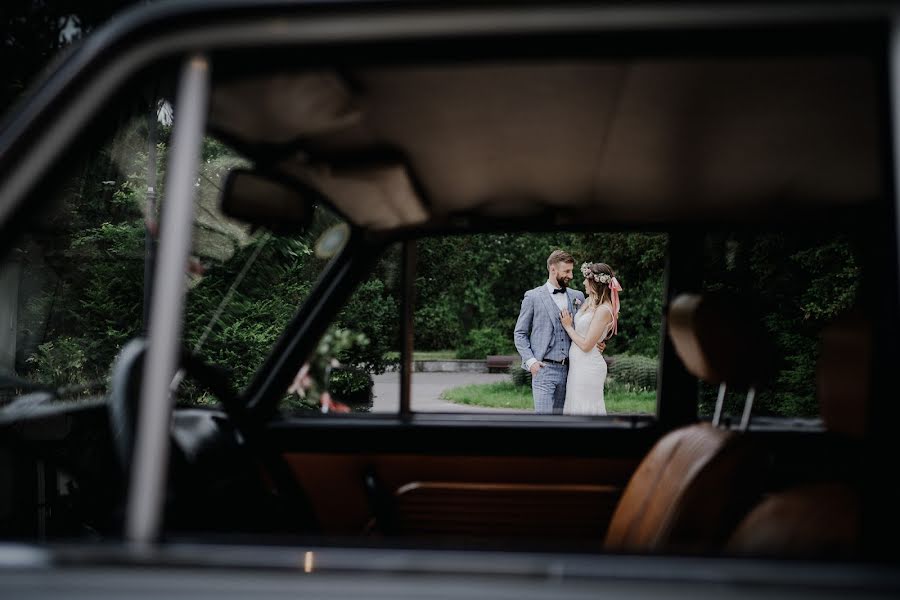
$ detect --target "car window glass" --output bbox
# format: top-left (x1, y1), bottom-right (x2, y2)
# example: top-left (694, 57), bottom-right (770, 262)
top-left (281, 244), bottom-right (402, 415)
top-left (177, 142), bottom-right (352, 407)
top-left (0, 109), bottom-right (354, 408)
top-left (407, 233), bottom-right (664, 416)
top-left (3, 114), bottom-right (169, 402)
top-left (699, 230), bottom-right (866, 423)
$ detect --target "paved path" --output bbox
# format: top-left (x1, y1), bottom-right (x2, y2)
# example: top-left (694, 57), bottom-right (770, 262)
top-left (372, 371), bottom-right (531, 413)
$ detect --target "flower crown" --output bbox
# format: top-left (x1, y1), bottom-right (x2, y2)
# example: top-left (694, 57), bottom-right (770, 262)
top-left (581, 262), bottom-right (612, 285)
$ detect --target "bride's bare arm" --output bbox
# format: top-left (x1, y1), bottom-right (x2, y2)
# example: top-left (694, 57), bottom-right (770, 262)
top-left (561, 308), bottom-right (612, 353)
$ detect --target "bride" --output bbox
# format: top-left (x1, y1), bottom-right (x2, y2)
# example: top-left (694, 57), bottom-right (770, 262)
top-left (559, 262), bottom-right (622, 415)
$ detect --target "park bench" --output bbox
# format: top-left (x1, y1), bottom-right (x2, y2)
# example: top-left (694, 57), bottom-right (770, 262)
top-left (486, 355), bottom-right (518, 373)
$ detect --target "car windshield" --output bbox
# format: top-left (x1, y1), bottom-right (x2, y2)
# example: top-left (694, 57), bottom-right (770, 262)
top-left (0, 121), bottom-right (351, 409)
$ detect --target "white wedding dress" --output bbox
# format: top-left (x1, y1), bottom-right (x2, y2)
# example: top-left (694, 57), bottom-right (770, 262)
top-left (563, 305), bottom-right (612, 415)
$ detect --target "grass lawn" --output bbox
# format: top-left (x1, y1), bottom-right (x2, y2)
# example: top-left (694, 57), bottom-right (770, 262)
top-left (441, 381), bottom-right (656, 414)
top-left (384, 350), bottom-right (459, 361)
top-left (413, 350), bottom-right (459, 360)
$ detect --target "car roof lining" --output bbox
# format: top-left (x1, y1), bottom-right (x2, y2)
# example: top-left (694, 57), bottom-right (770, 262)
top-left (209, 57), bottom-right (882, 231)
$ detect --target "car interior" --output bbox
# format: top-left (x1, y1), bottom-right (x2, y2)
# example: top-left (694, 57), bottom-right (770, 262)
top-left (0, 3), bottom-right (897, 589)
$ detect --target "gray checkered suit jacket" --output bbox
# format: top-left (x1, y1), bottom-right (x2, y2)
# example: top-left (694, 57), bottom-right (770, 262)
top-left (513, 285), bottom-right (585, 370)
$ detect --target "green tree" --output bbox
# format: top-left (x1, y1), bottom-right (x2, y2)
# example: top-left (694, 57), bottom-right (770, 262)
top-left (701, 232), bottom-right (861, 416)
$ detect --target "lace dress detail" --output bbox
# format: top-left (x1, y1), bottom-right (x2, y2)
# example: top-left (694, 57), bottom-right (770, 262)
top-left (563, 304), bottom-right (612, 415)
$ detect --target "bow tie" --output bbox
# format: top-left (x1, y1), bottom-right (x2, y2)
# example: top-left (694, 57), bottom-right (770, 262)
top-left (552, 288), bottom-right (565, 294)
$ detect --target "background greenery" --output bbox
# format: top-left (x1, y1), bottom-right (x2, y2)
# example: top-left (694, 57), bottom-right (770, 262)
top-left (414, 233), bottom-right (666, 361)
top-left (698, 232), bottom-right (861, 417)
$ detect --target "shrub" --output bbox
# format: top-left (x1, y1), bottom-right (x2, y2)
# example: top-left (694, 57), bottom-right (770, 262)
top-left (25, 337), bottom-right (90, 388)
top-left (333, 278), bottom-right (399, 376)
top-left (456, 327), bottom-right (515, 359)
top-left (281, 327), bottom-right (373, 413)
top-left (414, 304), bottom-right (462, 350)
top-left (608, 354), bottom-right (658, 391)
top-left (509, 361), bottom-right (531, 388)
top-left (328, 368), bottom-right (374, 412)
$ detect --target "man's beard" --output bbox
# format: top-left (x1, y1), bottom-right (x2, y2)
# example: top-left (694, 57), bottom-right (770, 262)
top-left (555, 275), bottom-right (568, 289)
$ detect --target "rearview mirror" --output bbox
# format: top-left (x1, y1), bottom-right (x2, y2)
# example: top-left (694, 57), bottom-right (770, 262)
top-left (220, 168), bottom-right (316, 235)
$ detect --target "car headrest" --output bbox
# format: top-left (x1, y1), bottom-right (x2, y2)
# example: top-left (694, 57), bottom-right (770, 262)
top-left (668, 293), bottom-right (774, 388)
top-left (816, 309), bottom-right (871, 438)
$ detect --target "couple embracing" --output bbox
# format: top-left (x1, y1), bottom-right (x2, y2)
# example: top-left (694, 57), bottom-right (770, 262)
top-left (513, 250), bottom-right (623, 415)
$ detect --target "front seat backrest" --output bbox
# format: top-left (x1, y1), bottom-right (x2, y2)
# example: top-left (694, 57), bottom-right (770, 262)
top-left (604, 293), bottom-right (771, 553)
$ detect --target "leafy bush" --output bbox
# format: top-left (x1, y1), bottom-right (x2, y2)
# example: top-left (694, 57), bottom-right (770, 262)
top-left (279, 327), bottom-right (375, 413)
top-left (328, 368), bottom-right (374, 412)
top-left (456, 327), bottom-right (515, 359)
top-left (509, 361), bottom-right (531, 388)
top-left (414, 303), bottom-right (462, 350)
top-left (511, 354), bottom-right (655, 393)
top-left (608, 354), bottom-right (658, 391)
top-left (333, 278), bottom-right (399, 376)
top-left (26, 337), bottom-right (89, 388)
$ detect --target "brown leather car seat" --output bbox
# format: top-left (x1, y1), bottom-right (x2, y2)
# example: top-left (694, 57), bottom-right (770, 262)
top-left (604, 293), bottom-right (772, 553)
top-left (726, 482), bottom-right (860, 559)
top-left (725, 311), bottom-right (870, 558)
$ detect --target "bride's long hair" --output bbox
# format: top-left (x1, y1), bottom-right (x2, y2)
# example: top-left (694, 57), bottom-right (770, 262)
top-left (584, 262), bottom-right (615, 308)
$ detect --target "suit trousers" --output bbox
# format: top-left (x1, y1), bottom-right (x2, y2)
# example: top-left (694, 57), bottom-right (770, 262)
top-left (532, 362), bottom-right (568, 414)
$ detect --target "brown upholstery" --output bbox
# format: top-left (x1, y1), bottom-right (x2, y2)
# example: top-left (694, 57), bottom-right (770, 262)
top-left (392, 482), bottom-right (619, 544)
top-left (282, 453), bottom-right (637, 537)
top-left (603, 292), bottom-right (772, 554)
top-left (726, 484), bottom-right (860, 559)
top-left (604, 423), bottom-right (764, 553)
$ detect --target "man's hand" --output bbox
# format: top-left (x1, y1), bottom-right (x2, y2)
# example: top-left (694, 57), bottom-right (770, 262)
top-left (529, 361), bottom-right (543, 375)
top-left (596, 340), bottom-right (606, 353)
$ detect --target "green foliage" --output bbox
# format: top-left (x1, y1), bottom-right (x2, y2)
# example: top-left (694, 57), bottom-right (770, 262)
top-left (608, 354), bottom-right (658, 391)
top-left (414, 303), bottom-right (462, 349)
top-left (567, 233), bottom-right (666, 358)
top-left (26, 337), bottom-right (89, 388)
top-left (416, 233), bottom-right (573, 349)
top-left (441, 381), bottom-right (532, 409)
top-left (509, 354), bottom-right (660, 400)
top-left (327, 368), bottom-right (374, 410)
top-left (456, 327), bottom-right (515, 359)
top-left (701, 232), bottom-right (860, 416)
top-left (202, 137), bottom-right (232, 162)
top-left (414, 233), bottom-right (666, 363)
top-left (282, 327), bottom-right (374, 413)
top-left (603, 380), bottom-right (657, 414)
top-left (509, 361), bottom-right (531, 388)
top-left (183, 235), bottom-right (311, 391)
top-left (333, 278), bottom-right (399, 376)
top-left (181, 232), bottom-right (398, 406)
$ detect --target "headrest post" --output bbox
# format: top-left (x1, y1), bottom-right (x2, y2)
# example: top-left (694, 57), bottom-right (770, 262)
top-left (740, 387), bottom-right (756, 432)
top-left (713, 382), bottom-right (727, 427)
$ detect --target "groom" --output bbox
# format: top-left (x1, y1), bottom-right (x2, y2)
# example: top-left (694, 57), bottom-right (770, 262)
top-left (514, 250), bottom-right (593, 414)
